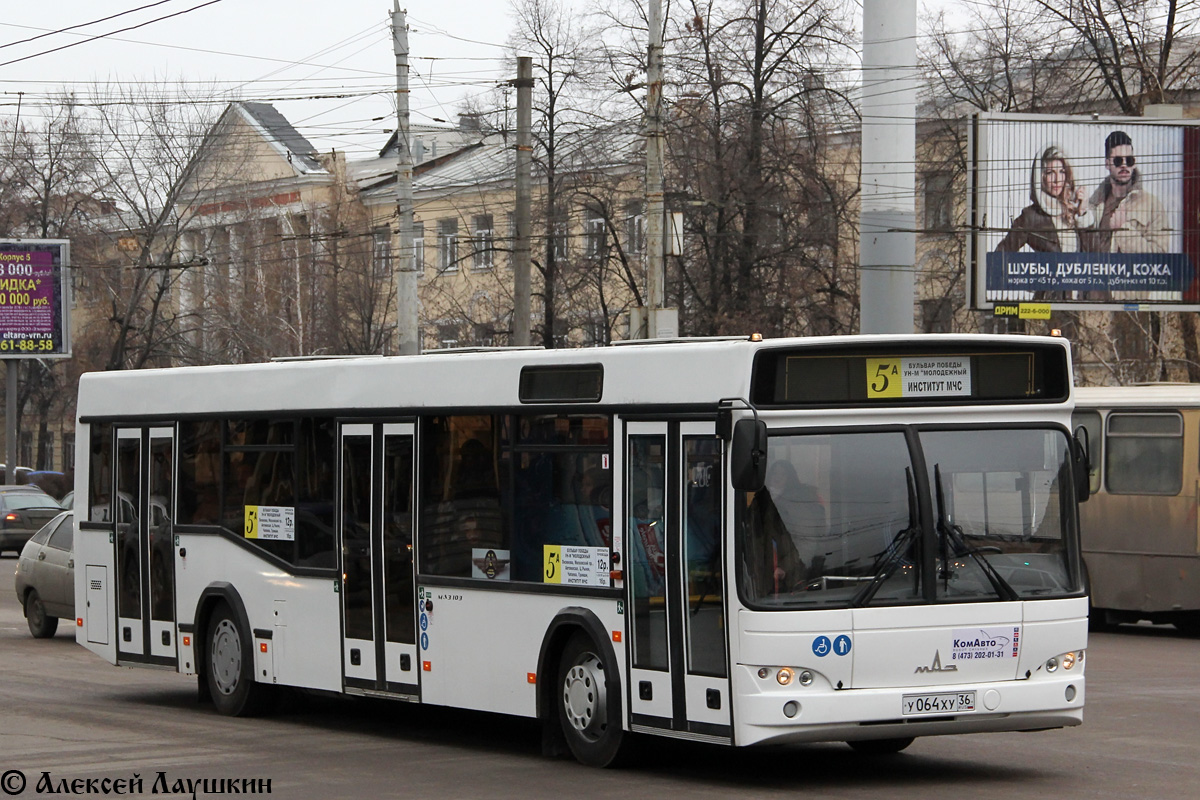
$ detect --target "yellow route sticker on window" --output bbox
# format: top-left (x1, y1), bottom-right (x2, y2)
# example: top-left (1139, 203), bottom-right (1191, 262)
top-left (544, 545), bottom-right (562, 583)
top-left (244, 505), bottom-right (296, 541)
top-left (544, 544), bottom-right (610, 587)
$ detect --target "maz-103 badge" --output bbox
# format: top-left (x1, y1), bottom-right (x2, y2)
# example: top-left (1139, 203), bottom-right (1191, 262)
top-left (915, 650), bottom-right (958, 674)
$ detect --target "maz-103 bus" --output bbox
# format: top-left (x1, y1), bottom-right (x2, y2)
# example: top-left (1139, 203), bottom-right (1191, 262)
top-left (1073, 384), bottom-right (1200, 634)
top-left (71, 334), bottom-right (1090, 766)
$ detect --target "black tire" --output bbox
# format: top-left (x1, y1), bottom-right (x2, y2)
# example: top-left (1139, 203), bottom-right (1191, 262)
top-left (848, 737), bottom-right (915, 755)
top-left (1173, 613), bottom-right (1200, 637)
top-left (557, 631), bottom-right (624, 767)
top-left (25, 590), bottom-right (59, 639)
top-left (206, 601), bottom-right (269, 716)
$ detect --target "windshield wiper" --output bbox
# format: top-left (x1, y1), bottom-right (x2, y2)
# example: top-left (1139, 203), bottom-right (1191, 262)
top-left (933, 464), bottom-right (1018, 602)
top-left (852, 468), bottom-right (920, 607)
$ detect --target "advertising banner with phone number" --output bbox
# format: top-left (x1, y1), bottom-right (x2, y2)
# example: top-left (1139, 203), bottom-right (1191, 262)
top-left (0, 241), bottom-right (70, 358)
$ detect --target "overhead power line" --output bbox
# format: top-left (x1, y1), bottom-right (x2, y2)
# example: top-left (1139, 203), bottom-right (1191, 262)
top-left (0, 0), bottom-right (227, 69)
top-left (0, 0), bottom-right (184, 52)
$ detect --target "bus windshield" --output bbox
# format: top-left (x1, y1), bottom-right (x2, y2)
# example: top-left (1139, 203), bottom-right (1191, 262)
top-left (738, 427), bottom-right (1077, 608)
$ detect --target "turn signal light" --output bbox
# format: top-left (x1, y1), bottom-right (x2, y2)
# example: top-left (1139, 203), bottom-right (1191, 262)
top-left (776, 667), bottom-right (794, 686)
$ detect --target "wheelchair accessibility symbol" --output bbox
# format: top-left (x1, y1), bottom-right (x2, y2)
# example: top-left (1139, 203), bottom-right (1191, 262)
top-left (812, 635), bottom-right (832, 657)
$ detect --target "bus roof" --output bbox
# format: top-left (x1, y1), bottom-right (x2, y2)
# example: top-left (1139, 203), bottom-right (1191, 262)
top-left (1074, 383), bottom-right (1200, 409)
top-left (77, 333), bottom-right (1071, 420)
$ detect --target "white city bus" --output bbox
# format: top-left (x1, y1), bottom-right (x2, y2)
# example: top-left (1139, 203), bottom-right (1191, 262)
top-left (72, 334), bottom-right (1089, 765)
top-left (1073, 384), bottom-right (1200, 634)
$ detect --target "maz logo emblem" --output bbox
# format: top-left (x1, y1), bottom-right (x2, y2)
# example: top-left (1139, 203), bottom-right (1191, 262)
top-left (914, 650), bottom-right (958, 674)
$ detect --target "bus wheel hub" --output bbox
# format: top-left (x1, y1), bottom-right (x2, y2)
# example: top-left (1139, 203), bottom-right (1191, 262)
top-left (211, 619), bottom-right (241, 696)
top-left (563, 655), bottom-right (606, 736)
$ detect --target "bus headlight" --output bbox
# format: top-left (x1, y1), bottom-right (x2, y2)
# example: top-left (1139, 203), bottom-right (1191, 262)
top-left (1047, 650), bottom-right (1084, 673)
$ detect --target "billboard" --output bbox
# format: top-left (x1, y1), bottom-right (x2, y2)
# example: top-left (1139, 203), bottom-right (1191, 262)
top-left (969, 113), bottom-right (1200, 311)
top-left (0, 239), bottom-right (71, 358)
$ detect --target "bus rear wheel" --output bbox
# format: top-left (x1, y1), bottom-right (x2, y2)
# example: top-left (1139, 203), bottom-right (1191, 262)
top-left (206, 601), bottom-right (269, 716)
top-left (848, 737), bottom-right (914, 755)
top-left (557, 632), bottom-right (623, 767)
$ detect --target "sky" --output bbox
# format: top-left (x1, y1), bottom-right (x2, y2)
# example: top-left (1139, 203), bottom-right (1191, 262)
top-left (0, 0), bottom-right (958, 158)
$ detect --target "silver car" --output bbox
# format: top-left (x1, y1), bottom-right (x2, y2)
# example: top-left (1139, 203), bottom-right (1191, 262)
top-left (13, 511), bottom-right (74, 638)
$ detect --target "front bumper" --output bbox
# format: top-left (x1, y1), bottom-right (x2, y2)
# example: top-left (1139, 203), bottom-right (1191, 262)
top-left (733, 665), bottom-right (1084, 747)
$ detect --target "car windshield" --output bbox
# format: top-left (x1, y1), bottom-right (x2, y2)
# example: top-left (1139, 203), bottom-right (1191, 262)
top-left (4, 492), bottom-right (60, 511)
top-left (738, 427), bottom-right (1078, 609)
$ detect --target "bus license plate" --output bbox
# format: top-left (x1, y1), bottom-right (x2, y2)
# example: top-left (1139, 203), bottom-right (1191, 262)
top-left (902, 691), bottom-right (976, 715)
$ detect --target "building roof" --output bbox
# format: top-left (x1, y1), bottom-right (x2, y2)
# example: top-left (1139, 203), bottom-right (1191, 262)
top-left (236, 102), bottom-right (325, 175)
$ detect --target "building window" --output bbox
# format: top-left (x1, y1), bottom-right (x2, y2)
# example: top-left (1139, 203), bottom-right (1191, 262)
top-left (584, 208), bottom-right (607, 257)
top-left (62, 433), bottom-right (76, 472)
top-left (437, 321), bottom-right (461, 348)
top-left (38, 432), bottom-right (55, 471)
top-left (920, 298), bottom-right (952, 333)
top-left (923, 172), bottom-right (954, 232)
top-left (373, 227), bottom-right (394, 278)
top-left (19, 432), bottom-right (33, 467)
top-left (412, 221), bottom-right (425, 276)
top-left (626, 202), bottom-right (645, 257)
top-left (552, 219), bottom-right (569, 263)
top-left (438, 218), bottom-right (459, 272)
top-left (472, 214), bottom-right (494, 270)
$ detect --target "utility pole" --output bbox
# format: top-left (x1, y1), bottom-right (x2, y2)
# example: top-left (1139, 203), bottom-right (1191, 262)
top-left (642, 0), bottom-right (666, 339)
top-left (858, 0), bottom-right (917, 334)
top-left (393, 2), bottom-right (420, 354)
top-left (512, 57), bottom-right (533, 347)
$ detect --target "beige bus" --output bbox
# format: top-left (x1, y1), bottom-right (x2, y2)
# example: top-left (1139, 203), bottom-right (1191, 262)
top-left (1073, 385), bottom-right (1200, 634)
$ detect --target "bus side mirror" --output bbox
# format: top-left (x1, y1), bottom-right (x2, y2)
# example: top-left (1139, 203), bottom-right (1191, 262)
top-left (731, 419), bottom-right (768, 491)
top-left (1073, 425), bottom-right (1091, 503)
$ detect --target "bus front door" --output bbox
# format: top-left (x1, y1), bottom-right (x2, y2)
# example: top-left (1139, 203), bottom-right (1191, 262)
top-left (338, 422), bottom-right (418, 697)
top-left (114, 426), bottom-right (178, 667)
top-left (625, 421), bottom-right (731, 742)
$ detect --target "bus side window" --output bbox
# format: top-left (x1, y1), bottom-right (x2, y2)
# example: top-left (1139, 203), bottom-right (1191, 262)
top-left (1105, 412), bottom-right (1183, 496)
top-left (419, 416), bottom-right (509, 579)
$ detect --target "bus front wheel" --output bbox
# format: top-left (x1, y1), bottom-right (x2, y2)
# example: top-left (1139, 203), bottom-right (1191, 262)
top-left (206, 602), bottom-right (269, 716)
top-left (557, 632), bottom-right (624, 767)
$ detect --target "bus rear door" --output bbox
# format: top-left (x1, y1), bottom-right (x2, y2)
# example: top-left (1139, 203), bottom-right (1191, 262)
top-left (114, 426), bottom-right (178, 667)
top-left (625, 420), bottom-right (731, 742)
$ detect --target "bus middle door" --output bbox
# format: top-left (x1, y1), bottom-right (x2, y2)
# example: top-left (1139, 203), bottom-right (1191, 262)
top-left (625, 420), bottom-right (731, 742)
top-left (338, 422), bottom-right (418, 697)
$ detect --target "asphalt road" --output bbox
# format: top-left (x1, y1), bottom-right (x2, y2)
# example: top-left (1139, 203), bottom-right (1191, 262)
top-left (2, 566), bottom-right (1197, 800)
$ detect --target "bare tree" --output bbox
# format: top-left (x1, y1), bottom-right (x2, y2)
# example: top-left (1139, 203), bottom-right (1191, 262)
top-left (657, 0), bottom-right (860, 336)
top-left (78, 83), bottom-right (229, 371)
